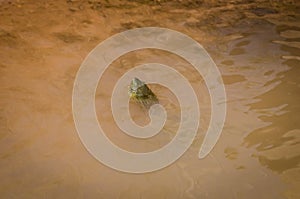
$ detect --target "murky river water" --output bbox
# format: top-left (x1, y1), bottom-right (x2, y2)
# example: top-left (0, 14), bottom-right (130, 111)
top-left (0, 0), bottom-right (299, 198)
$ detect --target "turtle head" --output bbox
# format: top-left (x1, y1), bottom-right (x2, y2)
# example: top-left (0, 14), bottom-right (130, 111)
top-left (128, 77), bottom-right (159, 107)
top-left (128, 77), bottom-right (145, 98)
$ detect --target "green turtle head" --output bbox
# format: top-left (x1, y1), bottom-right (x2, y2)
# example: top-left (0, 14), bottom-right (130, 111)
top-left (128, 77), bottom-right (145, 98)
top-left (128, 77), bottom-right (159, 108)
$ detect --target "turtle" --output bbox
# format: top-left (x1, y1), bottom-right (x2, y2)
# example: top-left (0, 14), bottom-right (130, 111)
top-left (128, 77), bottom-right (159, 109)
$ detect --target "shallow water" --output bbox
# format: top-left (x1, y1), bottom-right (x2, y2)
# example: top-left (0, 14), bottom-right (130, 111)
top-left (0, 0), bottom-right (299, 199)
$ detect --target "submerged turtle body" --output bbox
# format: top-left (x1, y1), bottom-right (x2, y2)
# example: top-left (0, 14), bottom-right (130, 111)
top-left (128, 77), bottom-right (158, 108)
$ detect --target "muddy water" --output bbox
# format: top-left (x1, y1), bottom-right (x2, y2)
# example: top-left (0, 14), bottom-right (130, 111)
top-left (0, 0), bottom-right (299, 199)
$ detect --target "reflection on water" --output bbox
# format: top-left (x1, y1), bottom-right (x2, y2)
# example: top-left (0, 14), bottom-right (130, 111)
top-left (0, 0), bottom-right (299, 199)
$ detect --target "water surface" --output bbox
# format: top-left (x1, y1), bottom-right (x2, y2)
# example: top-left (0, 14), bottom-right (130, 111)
top-left (0, 0), bottom-right (299, 198)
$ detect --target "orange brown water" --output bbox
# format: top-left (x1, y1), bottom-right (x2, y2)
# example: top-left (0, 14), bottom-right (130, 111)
top-left (0, 1), bottom-right (299, 198)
